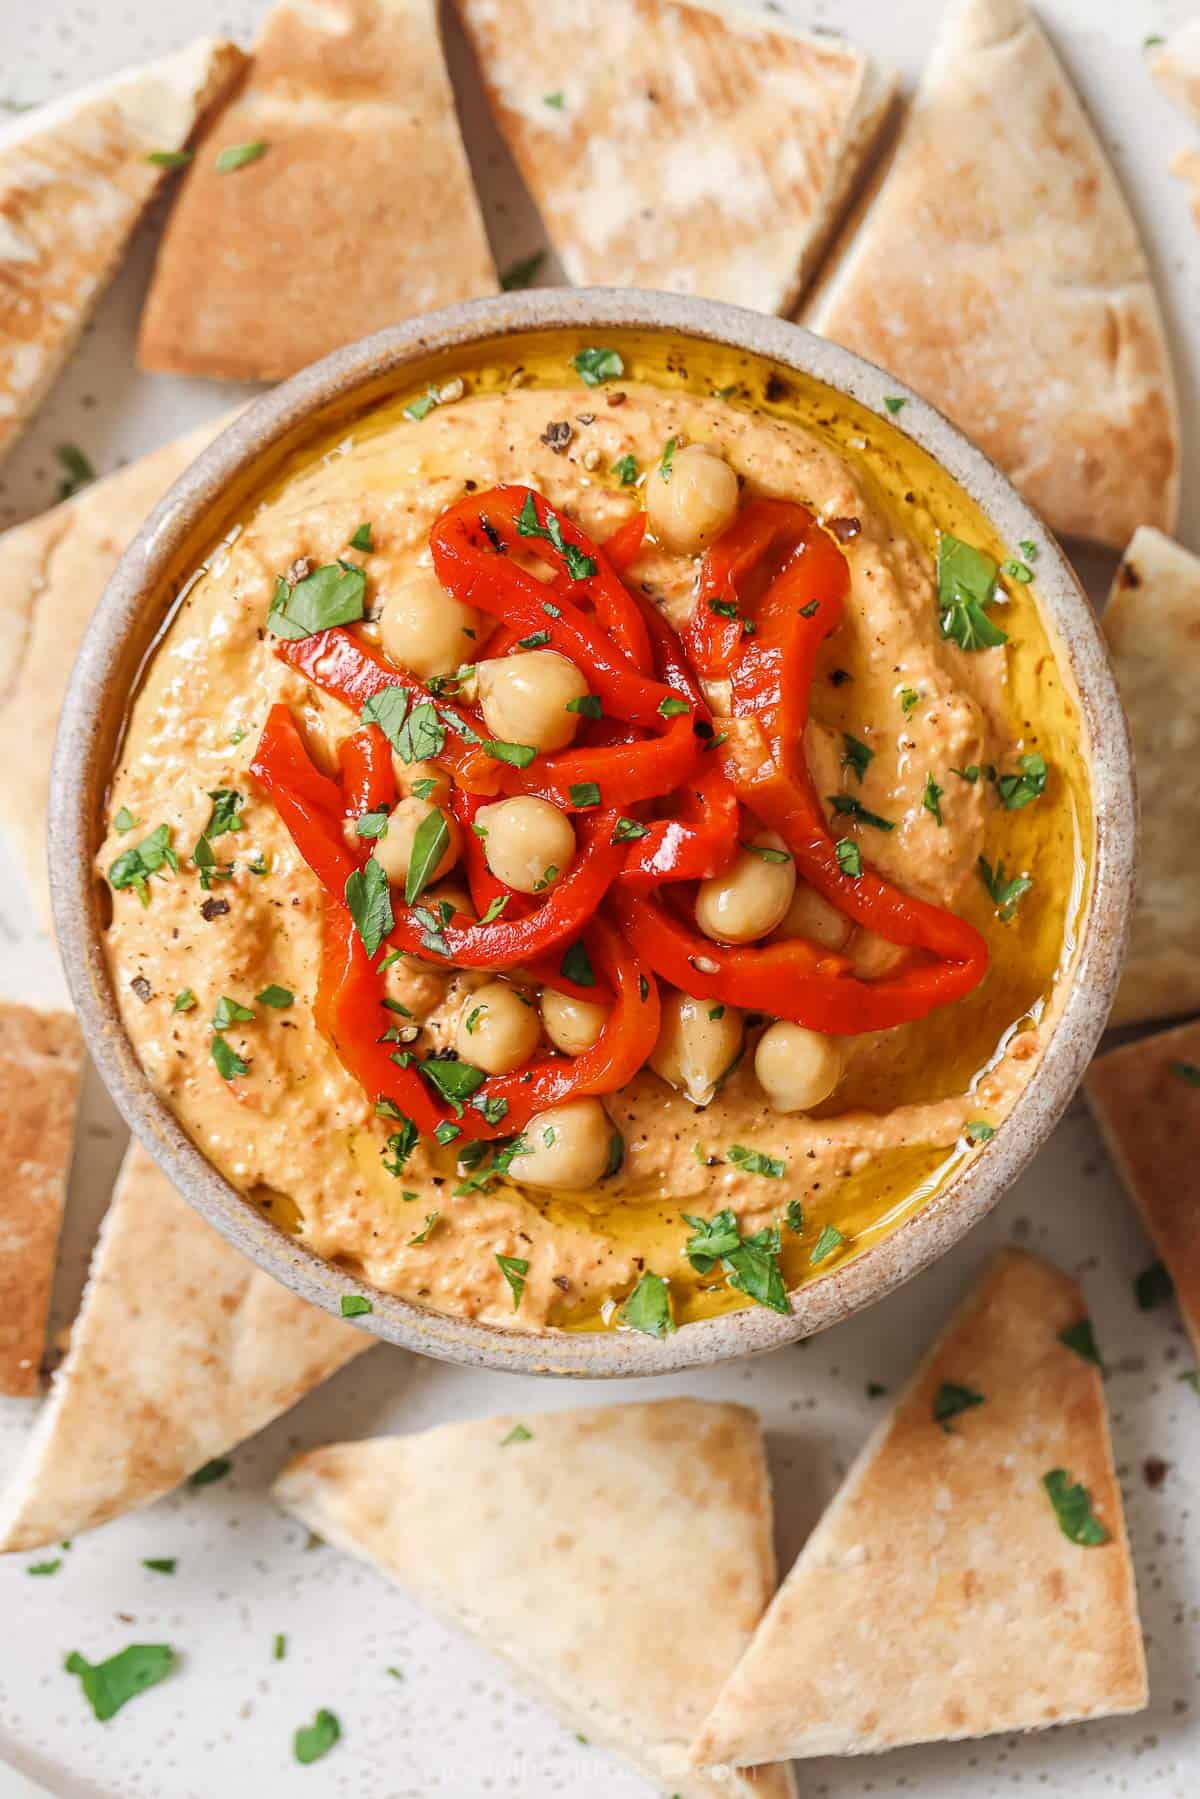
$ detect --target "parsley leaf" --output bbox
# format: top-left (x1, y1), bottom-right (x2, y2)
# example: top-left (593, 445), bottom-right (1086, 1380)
top-left (396, 701), bottom-right (445, 764)
top-left (841, 734), bottom-right (874, 783)
top-left (340, 1295), bottom-right (372, 1317)
top-left (486, 739), bottom-right (537, 769)
top-left (418, 1055), bottom-right (485, 1115)
top-left (349, 522), bottom-right (373, 552)
top-left (173, 989), bottom-right (196, 1013)
top-left (409, 1212), bottom-right (440, 1246)
top-left (936, 534), bottom-right (1008, 651)
top-left (345, 859), bottom-right (394, 958)
top-left (569, 781), bottom-right (601, 808)
top-left (809, 1222), bottom-right (846, 1265)
top-left (612, 453), bottom-right (639, 486)
top-left (501, 1423), bottom-right (532, 1445)
top-left (405, 809), bottom-right (450, 906)
top-left (189, 1457), bottom-right (231, 1486)
top-left (1042, 1468), bottom-right (1108, 1545)
top-left (978, 856), bottom-right (1032, 922)
top-left (268, 561), bottom-right (365, 640)
top-left (658, 696), bottom-right (690, 718)
top-left (835, 838), bottom-right (862, 878)
top-left (65, 1645), bottom-right (175, 1721)
top-left (294, 1708), bottom-right (341, 1764)
top-left (785, 1199), bottom-right (804, 1235)
top-left (211, 1035), bottom-right (248, 1080)
top-left (515, 491), bottom-right (598, 579)
top-left (900, 687), bottom-right (920, 716)
top-left (727, 1144), bottom-right (785, 1178)
top-left (829, 793), bottom-right (894, 832)
top-left (567, 694), bottom-right (602, 718)
top-left (559, 941), bottom-right (595, 987)
top-left (964, 1119), bottom-right (994, 1144)
top-left (113, 805), bottom-right (139, 834)
top-left (1059, 1318), bottom-right (1102, 1366)
top-left (500, 250), bottom-right (546, 291)
top-left (611, 817), bottom-right (649, 843)
top-left (884, 396), bottom-right (907, 415)
top-left (573, 347), bottom-right (624, 386)
top-left (1135, 1260), bottom-right (1174, 1310)
top-left (923, 772), bottom-right (943, 825)
top-left (682, 1209), bottom-right (789, 1314)
top-left (382, 1119), bottom-right (419, 1175)
top-left (215, 140), bottom-right (268, 172)
top-left (618, 1270), bottom-right (674, 1337)
top-left (496, 1253), bottom-right (529, 1309)
top-left (108, 823), bottom-right (178, 905)
top-left (1172, 1060), bottom-right (1200, 1086)
top-left (659, 437), bottom-right (676, 483)
top-left (996, 752), bottom-right (1048, 810)
top-left (56, 443), bottom-right (95, 500)
top-left (212, 995), bottom-right (254, 1030)
top-left (933, 1380), bottom-right (984, 1431)
top-left (257, 983), bottom-right (293, 1009)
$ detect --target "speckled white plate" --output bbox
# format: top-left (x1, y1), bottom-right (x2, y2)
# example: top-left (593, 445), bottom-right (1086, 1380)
top-left (0, 0), bottom-right (1198, 1796)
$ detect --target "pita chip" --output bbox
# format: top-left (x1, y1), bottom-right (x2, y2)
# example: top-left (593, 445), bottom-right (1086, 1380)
top-left (0, 1004), bottom-right (84, 1396)
top-left (0, 1142), bottom-right (369, 1551)
top-left (692, 1249), bottom-right (1146, 1770)
top-left (0, 39), bottom-right (243, 463)
top-left (138, 0), bottom-right (497, 383)
top-left (1170, 147), bottom-right (1200, 233)
top-left (806, 0), bottom-right (1179, 550)
top-left (1151, 19), bottom-right (1200, 122)
top-left (274, 1400), bottom-right (794, 1799)
top-left (0, 415), bottom-right (229, 929)
top-left (1103, 528), bottom-right (1200, 1027)
top-left (454, 0), bottom-right (894, 315)
top-left (1085, 1019), bottom-right (1200, 1360)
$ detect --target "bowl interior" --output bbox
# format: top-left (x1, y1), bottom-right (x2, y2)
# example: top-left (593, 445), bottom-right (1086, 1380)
top-left (49, 291), bottom-right (1135, 1375)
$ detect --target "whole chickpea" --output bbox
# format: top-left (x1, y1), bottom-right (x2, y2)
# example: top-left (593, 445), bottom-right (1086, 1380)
top-left (380, 565), bottom-right (482, 680)
top-left (754, 1021), bottom-right (843, 1114)
top-left (476, 650), bottom-right (590, 753)
top-left (851, 931), bottom-right (910, 980)
top-left (695, 832), bottom-right (796, 945)
top-left (476, 796), bottom-right (575, 896)
top-left (645, 444), bottom-right (740, 555)
top-left (512, 1098), bottom-right (617, 1190)
top-left (454, 980), bottom-right (540, 1075)
top-left (773, 882), bottom-right (852, 952)
top-left (649, 989), bottom-right (744, 1107)
top-left (540, 987), bottom-right (609, 1056)
top-left (371, 798), bottom-right (460, 889)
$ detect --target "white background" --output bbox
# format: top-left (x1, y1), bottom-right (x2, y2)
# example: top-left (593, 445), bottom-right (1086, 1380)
top-left (0, 1), bottom-right (1198, 1796)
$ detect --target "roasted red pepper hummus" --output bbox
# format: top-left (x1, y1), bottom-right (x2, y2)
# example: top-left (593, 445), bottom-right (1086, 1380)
top-left (100, 355), bottom-right (1090, 1334)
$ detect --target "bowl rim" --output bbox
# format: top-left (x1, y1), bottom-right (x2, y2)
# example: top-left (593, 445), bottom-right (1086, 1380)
top-left (48, 287), bottom-right (1135, 1376)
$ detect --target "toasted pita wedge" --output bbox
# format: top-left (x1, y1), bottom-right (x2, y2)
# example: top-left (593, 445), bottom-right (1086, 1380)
top-left (274, 1401), bottom-right (794, 1799)
top-left (454, 0), bottom-right (893, 315)
top-left (1152, 19), bottom-right (1200, 121)
top-left (0, 1142), bottom-right (368, 1550)
top-left (0, 40), bottom-right (243, 464)
top-left (1103, 528), bottom-right (1200, 1027)
top-left (0, 415), bottom-right (230, 929)
top-left (1085, 1020), bottom-right (1200, 1359)
top-left (806, 0), bottom-right (1178, 549)
top-left (138, 0), bottom-right (497, 383)
top-left (0, 1005), bottom-right (84, 1396)
top-left (692, 1249), bottom-right (1146, 1770)
top-left (1171, 147), bottom-right (1200, 233)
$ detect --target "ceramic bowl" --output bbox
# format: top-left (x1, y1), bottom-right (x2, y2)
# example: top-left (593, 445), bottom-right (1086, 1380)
top-left (49, 290), bottom-right (1135, 1375)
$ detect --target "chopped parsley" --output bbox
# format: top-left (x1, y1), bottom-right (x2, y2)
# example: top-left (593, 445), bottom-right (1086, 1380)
top-left (978, 856), bottom-right (1032, 922)
top-left (612, 816), bottom-right (649, 843)
top-left (56, 443), bottom-right (95, 500)
top-left (382, 1118), bottom-right (418, 1176)
top-left (658, 695), bottom-right (690, 718)
top-left (573, 347), bottom-right (624, 386)
top-left (1058, 1318), bottom-right (1102, 1366)
top-left (612, 453), bottom-right (639, 486)
top-left (500, 250), bottom-right (546, 291)
top-left (172, 989), bottom-right (196, 1013)
top-left (1135, 1260), bottom-right (1174, 1310)
top-left (618, 1270), bottom-right (674, 1337)
top-left (434, 1120), bottom-right (460, 1146)
top-left (784, 1199), bottom-right (804, 1236)
top-left (113, 806), bottom-right (139, 834)
top-left (395, 702), bottom-right (446, 764)
top-left (841, 734), bottom-right (874, 782)
top-left (108, 822), bottom-right (178, 905)
top-left (267, 560), bottom-right (365, 640)
top-left (405, 809), bottom-right (450, 905)
top-left (294, 1708), bottom-right (341, 1765)
top-left (480, 895), bottom-right (510, 924)
top-left (496, 1253), bottom-right (529, 1309)
top-left (27, 1559), bottom-right (61, 1575)
top-left (809, 1222), bottom-right (846, 1265)
top-left (273, 1634), bottom-right (287, 1661)
top-left (567, 694), bottom-right (602, 719)
top-left (658, 437), bottom-right (677, 483)
top-left (923, 773), bottom-right (944, 825)
top-left (403, 389), bottom-right (441, 422)
top-left (65, 1644), bottom-right (175, 1721)
top-left (212, 995), bottom-right (254, 1030)
top-left (214, 140), bottom-right (268, 172)
top-left (996, 752), bottom-right (1048, 810)
top-left (726, 1145), bottom-right (785, 1179)
top-left (883, 395), bottom-right (907, 415)
top-left (515, 490), bottom-right (597, 580)
top-left (500, 1423), bottom-right (532, 1445)
top-left (1172, 1060), bottom-right (1200, 1086)
top-left (1019, 539), bottom-right (1038, 561)
top-left (417, 1054), bottom-right (485, 1114)
top-left (829, 793), bottom-right (894, 832)
top-left (349, 522), bottom-right (373, 552)
top-left (835, 838), bottom-right (862, 878)
top-left (683, 1209), bottom-right (789, 1315)
top-left (211, 1034), bottom-right (248, 1081)
top-left (517, 628), bottom-right (551, 649)
top-left (953, 765), bottom-right (982, 783)
top-left (146, 148), bottom-right (192, 168)
top-left (933, 1380), bottom-right (984, 1431)
top-left (340, 1295), bottom-right (372, 1317)
top-left (569, 781), bottom-right (602, 808)
top-left (142, 1559), bottom-right (176, 1575)
top-left (356, 810), bottom-right (388, 845)
top-left (409, 1213), bottom-right (440, 1246)
top-left (1003, 558), bottom-right (1033, 584)
top-left (189, 1457), bottom-right (231, 1487)
top-left (345, 859), bottom-right (394, 958)
top-left (559, 940), bottom-right (595, 987)
top-left (964, 1119), bottom-right (994, 1144)
top-left (543, 90), bottom-right (565, 108)
top-left (1042, 1469), bottom-right (1108, 1545)
top-left (936, 534), bottom-right (1008, 651)
top-left (744, 841), bottom-right (789, 864)
top-left (900, 687), bottom-right (920, 716)
top-left (486, 739), bottom-right (537, 769)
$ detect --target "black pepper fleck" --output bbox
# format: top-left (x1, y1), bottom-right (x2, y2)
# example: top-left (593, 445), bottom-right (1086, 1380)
top-left (540, 420), bottom-right (574, 454)
top-left (130, 976), bottom-right (152, 1004)
top-left (200, 897), bottom-right (230, 921)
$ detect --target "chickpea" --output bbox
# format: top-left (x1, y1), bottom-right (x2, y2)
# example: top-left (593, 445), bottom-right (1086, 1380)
top-left (371, 798), bottom-right (460, 889)
top-left (540, 987), bottom-right (609, 1056)
top-left (454, 980), bottom-right (540, 1075)
top-left (395, 759), bottom-right (451, 806)
top-left (645, 444), bottom-right (739, 555)
top-left (476, 796), bottom-right (575, 896)
top-left (650, 989), bottom-right (744, 1107)
top-left (426, 880), bottom-right (474, 920)
top-left (512, 1098), bottom-right (617, 1191)
top-left (380, 565), bottom-right (482, 680)
top-left (851, 931), bottom-right (909, 980)
top-left (754, 1021), bottom-right (843, 1114)
top-left (695, 831), bottom-right (796, 945)
top-left (774, 882), bottom-right (852, 952)
top-left (477, 650), bottom-right (589, 753)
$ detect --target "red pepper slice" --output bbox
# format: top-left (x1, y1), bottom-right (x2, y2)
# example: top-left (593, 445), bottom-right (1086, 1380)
top-left (602, 511), bottom-right (647, 575)
top-left (250, 705), bottom-right (357, 894)
top-left (618, 765), bottom-right (740, 890)
top-left (337, 724), bottom-right (396, 819)
top-left (685, 497), bottom-right (811, 679)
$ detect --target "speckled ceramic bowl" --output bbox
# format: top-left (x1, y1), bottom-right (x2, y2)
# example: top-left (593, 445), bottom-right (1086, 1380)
top-left (49, 290), bottom-right (1135, 1375)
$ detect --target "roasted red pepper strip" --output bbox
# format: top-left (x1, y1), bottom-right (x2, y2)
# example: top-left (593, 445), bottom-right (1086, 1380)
top-left (275, 628), bottom-right (502, 794)
top-left (337, 724), bottom-right (396, 819)
top-left (250, 705), bottom-right (357, 895)
top-left (602, 511), bottom-right (647, 575)
top-left (685, 497), bottom-right (810, 679)
top-left (618, 765), bottom-right (740, 889)
top-left (315, 902), bottom-right (444, 1133)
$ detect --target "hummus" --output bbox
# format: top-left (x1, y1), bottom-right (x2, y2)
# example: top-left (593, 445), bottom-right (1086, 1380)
top-left (100, 350), bottom-right (1090, 1333)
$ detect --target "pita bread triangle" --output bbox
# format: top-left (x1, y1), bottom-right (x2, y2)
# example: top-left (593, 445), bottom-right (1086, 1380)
top-left (0, 1142), bottom-right (370, 1551)
top-left (138, 0), bottom-right (497, 383)
top-left (1170, 149), bottom-right (1200, 236)
top-left (1085, 1017), bottom-right (1200, 1361)
top-left (0, 412), bottom-right (232, 929)
top-left (0, 38), bottom-right (243, 463)
top-left (1151, 20), bottom-right (1200, 122)
top-left (692, 1249), bottom-right (1146, 1770)
top-left (0, 1004), bottom-right (84, 1395)
top-left (1101, 528), bottom-right (1200, 1027)
top-left (806, 0), bottom-right (1178, 550)
top-left (274, 1399), bottom-right (795, 1799)
top-left (454, 0), bottom-right (894, 315)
